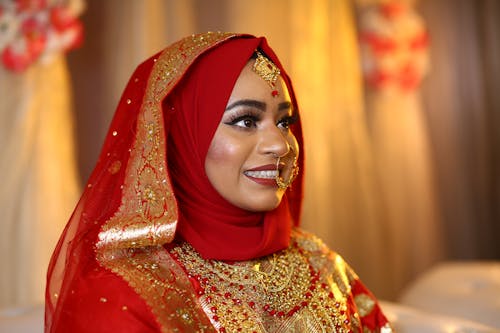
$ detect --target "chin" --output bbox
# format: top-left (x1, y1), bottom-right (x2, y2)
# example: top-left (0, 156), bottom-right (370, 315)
top-left (238, 192), bottom-right (284, 212)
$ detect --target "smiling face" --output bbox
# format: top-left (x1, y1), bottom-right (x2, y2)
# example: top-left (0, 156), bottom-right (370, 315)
top-left (204, 60), bottom-right (299, 212)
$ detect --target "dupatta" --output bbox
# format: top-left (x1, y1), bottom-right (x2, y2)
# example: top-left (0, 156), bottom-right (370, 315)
top-left (45, 32), bottom-right (304, 332)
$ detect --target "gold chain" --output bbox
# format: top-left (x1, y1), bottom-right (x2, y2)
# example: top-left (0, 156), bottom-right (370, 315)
top-left (170, 241), bottom-right (354, 332)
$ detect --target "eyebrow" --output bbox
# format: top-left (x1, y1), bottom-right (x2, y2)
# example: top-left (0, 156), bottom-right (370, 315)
top-left (225, 99), bottom-right (292, 112)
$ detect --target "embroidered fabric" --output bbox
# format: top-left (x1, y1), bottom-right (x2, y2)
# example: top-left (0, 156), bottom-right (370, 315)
top-left (170, 230), bottom-right (357, 332)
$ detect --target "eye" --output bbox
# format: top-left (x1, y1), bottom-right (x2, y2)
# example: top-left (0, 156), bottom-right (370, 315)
top-left (277, 115), bottom-right (297, 130)
top-left (225, 114), bottom-right (259, 129)
top-left (236, 117), bottom-right (257, 128)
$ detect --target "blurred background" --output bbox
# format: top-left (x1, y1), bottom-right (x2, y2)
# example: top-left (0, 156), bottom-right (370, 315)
top-left (1, 0), bottom-right (499, 312)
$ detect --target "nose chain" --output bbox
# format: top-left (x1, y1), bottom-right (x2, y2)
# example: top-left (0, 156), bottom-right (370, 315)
top-left (275, 146), bottom-right (299, 190)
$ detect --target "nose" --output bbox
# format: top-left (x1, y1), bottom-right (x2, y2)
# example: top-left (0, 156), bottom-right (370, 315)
top-left (258, 126), bottom-right (290, 158)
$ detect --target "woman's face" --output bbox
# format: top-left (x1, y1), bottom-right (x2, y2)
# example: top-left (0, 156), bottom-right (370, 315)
top-left (205, 60), bottom-right (299, 212)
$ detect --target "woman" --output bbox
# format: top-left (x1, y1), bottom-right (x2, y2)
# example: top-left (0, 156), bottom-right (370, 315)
top-left (45, 32), bottom-right (392, 332)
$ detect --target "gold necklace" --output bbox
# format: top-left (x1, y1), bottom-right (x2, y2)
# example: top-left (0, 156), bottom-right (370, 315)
top-left (170, 241), bottom-right (354, 332)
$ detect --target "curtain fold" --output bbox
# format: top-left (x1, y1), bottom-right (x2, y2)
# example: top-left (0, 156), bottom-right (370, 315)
top-left (355, 0), bottom-right (446, 298)
top-left (287, 0), bottom-right (390, 297)
top-left (0, 56), bottom-right (80, 307)
top-left (419, 0), bottom-right (500, 259)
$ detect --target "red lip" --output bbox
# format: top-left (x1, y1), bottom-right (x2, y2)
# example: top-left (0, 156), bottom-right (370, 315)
top-left (245, 175), bottom-right (278, 186)
top-left (247, 164), bottom-right (278, 172)
top-left (246, 163), bottom-right (284, 172)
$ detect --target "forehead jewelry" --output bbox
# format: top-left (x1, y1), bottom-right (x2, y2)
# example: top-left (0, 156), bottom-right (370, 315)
top-left (252, 51), bottom-right (281, 97)
top-left (276, 147), bottom-right (299, 190)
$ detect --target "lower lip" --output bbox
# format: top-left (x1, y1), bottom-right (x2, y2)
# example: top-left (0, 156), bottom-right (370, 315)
top-left (245, 175), bottom-right (278, 187)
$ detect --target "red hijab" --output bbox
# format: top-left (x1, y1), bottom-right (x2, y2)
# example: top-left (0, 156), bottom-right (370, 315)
top-left (166, 37), bottom-right (303, 260)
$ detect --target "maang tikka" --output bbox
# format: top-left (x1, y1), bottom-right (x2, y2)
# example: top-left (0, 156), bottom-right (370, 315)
top-left (252, 51), bottom-right (281, 97)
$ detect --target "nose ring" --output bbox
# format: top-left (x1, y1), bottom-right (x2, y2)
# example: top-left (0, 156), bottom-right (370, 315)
top-left (275, 146), bottom-right (299, 190)
top-left (271, 141), bottom-right (291, 159)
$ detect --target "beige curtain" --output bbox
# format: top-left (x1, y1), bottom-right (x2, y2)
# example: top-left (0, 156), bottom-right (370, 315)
top-left (355, 0), bottom-right (446, 298)
top-left (419, 0), bottom-right (500, 259)
top-left (69, 0), bottom-right (199, 178)
top-left (0, 56), bottom-right (80, 308)
top-left (285, 0), bottom-right (388, 297)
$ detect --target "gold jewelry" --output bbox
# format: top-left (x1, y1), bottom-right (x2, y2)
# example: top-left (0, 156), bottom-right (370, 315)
top-left (169, 238), bottom-right (353, 332)
top-left (276, 147), bottom-right (299, 190)
top-left (252, 51), bottom-right (281, 97)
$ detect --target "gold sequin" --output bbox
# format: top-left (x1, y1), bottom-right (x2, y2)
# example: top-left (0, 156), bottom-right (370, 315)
top-left (112, 131), bottom-right (118, 136)
top-left (100, 297), bottom-right (107, 303)
top-left (177, 308), bottom-right (193, 324)
top-left (126, 99), bottom-right (131, 104)
top-left (108, 160), bottom-right (122, 174)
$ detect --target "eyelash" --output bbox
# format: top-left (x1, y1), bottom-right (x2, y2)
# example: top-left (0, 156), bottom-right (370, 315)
top-left (224, 111), bottom-right (297, 130)
top-left (278, 114), bottom-right (298, 129)
top-left (225, 113), bottom-right (260, 129)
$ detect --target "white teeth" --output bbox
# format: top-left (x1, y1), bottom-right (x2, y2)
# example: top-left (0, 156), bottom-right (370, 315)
top-left (244, 170), bottom-right (278, 179)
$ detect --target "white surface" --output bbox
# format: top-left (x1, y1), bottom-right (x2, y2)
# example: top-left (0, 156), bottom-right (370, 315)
top-left (381, 301), bottom-right (500, 333)
top-left (400, 261), bottom-right (500, 329)
top-left (0, 305), bottom-right (43, 333)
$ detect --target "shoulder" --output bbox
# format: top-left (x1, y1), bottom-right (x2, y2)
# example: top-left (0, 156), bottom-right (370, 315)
top-left (292, 227), bottom-right (358, 282)
top-left (291, 228), bottom-right (329, 253)
top-left (291, 229), bottom-right (392, 331)
top-left (291, 228), bottom-right (358, 279)
top-left (49, 264), bottom-right (160, 333)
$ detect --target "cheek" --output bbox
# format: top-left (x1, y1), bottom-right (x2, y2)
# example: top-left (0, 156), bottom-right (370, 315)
top-left (205, 135), bottom-right (244, 173)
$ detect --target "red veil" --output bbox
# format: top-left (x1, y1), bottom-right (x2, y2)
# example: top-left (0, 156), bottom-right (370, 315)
top-left (45, 32), bottom-right (305, 332)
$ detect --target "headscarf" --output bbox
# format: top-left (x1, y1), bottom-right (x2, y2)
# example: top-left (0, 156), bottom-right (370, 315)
top-left (166, 36), bottom-right (303, 260)
top-left (45, 32), bottom-right (304, 331)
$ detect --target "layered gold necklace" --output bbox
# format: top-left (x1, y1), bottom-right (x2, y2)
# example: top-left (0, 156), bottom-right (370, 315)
top-left (170, 240), bottom-right (358, 332)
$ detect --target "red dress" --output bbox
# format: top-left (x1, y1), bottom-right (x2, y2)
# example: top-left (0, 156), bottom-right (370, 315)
top-left (51, 230), bottom-right (390, 332)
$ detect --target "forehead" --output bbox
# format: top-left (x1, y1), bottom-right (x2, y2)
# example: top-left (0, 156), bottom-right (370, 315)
top-left (227, 61), bottom-right (291, 104)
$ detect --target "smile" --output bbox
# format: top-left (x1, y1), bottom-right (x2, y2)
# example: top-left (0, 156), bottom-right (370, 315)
top-left (243, 170), bottom-right (278, 179)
